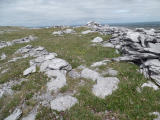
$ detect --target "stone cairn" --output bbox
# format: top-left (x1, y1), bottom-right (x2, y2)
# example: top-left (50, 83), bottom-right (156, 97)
top-left (84, 21), bottom-right (102, 28)
top-left (93, 25), bottom-right (160, 86)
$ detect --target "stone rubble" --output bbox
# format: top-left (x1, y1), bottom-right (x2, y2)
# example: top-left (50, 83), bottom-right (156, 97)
top-left (91, 25), bottom-right (160, 86)
top-left (2, 22), bottom-right (160, 119)
top-left (0, 78), bottom-right (28, 98)
top-left (92, 37), bottom-right (103, 43)
top-left (15, 45), bottom-right (79, 113)
top-left (0, 35), bottom-right (37, 49)
top-left (52, 29), bottom-right (75, 35)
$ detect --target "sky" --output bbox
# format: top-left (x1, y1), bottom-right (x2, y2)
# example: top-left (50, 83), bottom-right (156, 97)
top-left (0, 0), bottom-right (160, 27)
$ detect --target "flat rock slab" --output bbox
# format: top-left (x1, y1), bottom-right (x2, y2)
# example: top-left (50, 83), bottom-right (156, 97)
top-left (23, 66), bottom-right (36, 76)
top-left (92, 37), bottom-right (103, 43)
top-left (45, 53), bottom-right (57, 60)
top-left (91, 60), bottom-right (110, 67)
top-left (0, 78), bottom-right (28, 98)
top-left (107, 68), bottom-right (118, 76)
top-left (8, 57), bottom-right (22, 63)
top-left (1, 53), bottom-right (6, 60)
top-left (4, 108), bottom-right (22, 120)
top-left (51, 95), bottom-right (78, 111)
top-left (102, 42), bottom-right (114, 48)
top-left (68, 70), bottom-right (80, 79)
top-left (144, 43), bottom-right (160, 54)
top-left (48, 58), bottom-right (72, 71)
top-left (141, 81), bottom-right (159, 90)
top-left (1, 68), bottom-right (10, 75)
top-left (81, 68), bottom-right (100, 81)
top-left (46, 70), bottom-right (67, 92)
top-left (64, 29), bottom-right (74, 33)
top-left (92, 77), bottom-right (120, 99)
top-left (125, 32), bottom-right (140, 42)
top-left (52, 31), bottom-right (63, 35)
top-left (77, 65), bottom-right (86, 70)
top-left (22, 114), bottom-right (36, 120)
top-left (81, 30), bottom-right (93, 34)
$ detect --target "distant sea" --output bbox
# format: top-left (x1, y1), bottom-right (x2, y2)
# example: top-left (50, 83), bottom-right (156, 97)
top-left (30, 21), bottom-right (160, 30)
top-left (107, 21), bottom-right (160, 30)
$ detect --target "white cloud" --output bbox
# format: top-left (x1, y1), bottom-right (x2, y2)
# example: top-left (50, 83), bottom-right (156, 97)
top-left (110, 10), bottom-right (130, 13)
top-left (0, 0), bottom-right (160, 26)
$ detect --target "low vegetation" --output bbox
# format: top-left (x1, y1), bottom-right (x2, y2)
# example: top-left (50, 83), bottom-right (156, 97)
top-left (0, 26), bottom-right (160, 119)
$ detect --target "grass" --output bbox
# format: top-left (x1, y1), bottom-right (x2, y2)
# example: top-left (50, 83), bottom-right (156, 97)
top-left (0, 26), bottom-right (160, 119)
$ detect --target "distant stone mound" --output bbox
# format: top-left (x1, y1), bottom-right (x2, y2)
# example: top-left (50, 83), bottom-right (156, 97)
top-left (84, 21), bottom-right (103, 28)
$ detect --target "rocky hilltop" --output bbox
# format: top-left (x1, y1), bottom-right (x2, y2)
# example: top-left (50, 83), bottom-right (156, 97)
top-left (0, 22), bottom-right (160, 120)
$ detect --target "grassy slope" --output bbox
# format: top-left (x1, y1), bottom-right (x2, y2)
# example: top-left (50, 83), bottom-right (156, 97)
top-left (0, 26), bottom-right (160, 120)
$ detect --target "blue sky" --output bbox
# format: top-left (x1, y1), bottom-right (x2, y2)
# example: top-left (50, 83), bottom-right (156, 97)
top-left (0, 0), bottom-right (160, 27)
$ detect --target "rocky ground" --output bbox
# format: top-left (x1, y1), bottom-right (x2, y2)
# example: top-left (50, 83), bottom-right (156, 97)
top-left (0, 22), bottom-right (160, 120)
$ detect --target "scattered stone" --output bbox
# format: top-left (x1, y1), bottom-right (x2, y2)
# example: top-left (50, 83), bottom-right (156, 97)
top-left (22, 114), bottom-right (35, 120)
top-left (77, 80), bottom-right (85, 87)
top-left (92, 37), bottom-right (103, 43)
top-left (52, 31), bottom-right (63, 35)
top-left (91, 60), bottom-right (110, 67)
top-left (141, 81), bottom-right (159, 90)
top-left (68, 70), bottom-right (81, 79)
top-left (77, 65), bottom-right (86, 70)
top-left (115, 49), bottom-right (119, 54)
top-left (22, 105), bottom-right (39, 120)
top-left (8, 57), bottom-right (22, 63)
top-left (48, 58), bottom-right (72, 71)
top-left (102, 42), bottom-right (114, 48)
top-left (136, 87), bottom-right (142, 93)
top-left (92, 77), bottom-right (120, 99)
top-left (1, 53), bottom-right (6, 60)
top-left (12, 35), bottom-right (37, 44)
top-left (46, 70), bottom-right (67, 92)
top-left (4, 108), bottom-right (22, 120)
top-left (33, 92), bottom-right (54, 107)
top-left (81, 68), bottom-right (100, 81)
top-left (0, 78), bottom-right (28, 98)
top-left (64, 29), bottom-right (75, 34)
top-left (50, 95), bottom-right (78, 111)
top-left (149, 112), bottom-right (160, 120)
top-left (81, 30), bottom-right (94, 34)
top-left (107, 68), bottom-right (118, 76)
top-left (23, 66), bottom-right (36, 76)
top-left (45, 53), bottom-right (57, 60)
top-left (1, 68), bottom-right (10, 74)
